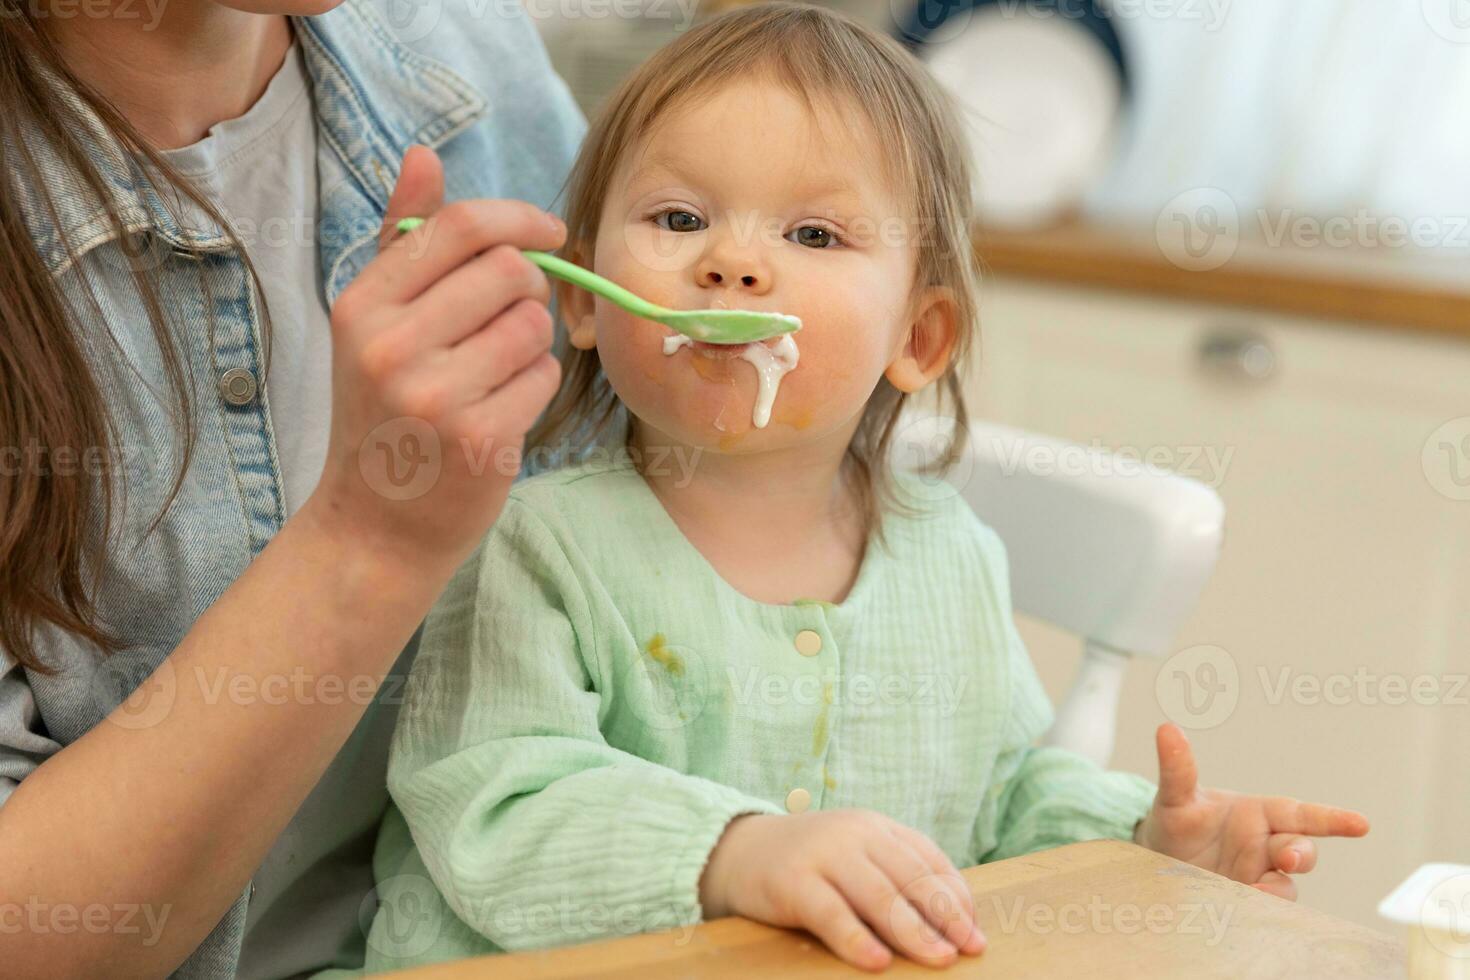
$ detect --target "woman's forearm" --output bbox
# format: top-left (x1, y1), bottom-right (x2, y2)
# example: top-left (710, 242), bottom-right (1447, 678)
top-left (0, 503), bottom-right (457, 978)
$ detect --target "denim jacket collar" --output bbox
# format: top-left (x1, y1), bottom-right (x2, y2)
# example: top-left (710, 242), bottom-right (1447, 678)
top-left (20, 3), bottom-right (486, 277)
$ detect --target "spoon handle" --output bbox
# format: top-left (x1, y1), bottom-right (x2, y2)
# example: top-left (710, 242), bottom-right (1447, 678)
top-left (393, 218), bottom-right (666, 323)
top-left (521, 251), bottom-right (665, 321)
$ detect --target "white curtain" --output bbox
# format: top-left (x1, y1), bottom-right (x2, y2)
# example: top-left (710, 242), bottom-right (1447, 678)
top-left (1085, 0), bottom-right (1470, 251)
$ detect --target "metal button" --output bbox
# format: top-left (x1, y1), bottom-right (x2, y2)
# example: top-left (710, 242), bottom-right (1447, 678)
top-left (785, 788), bottom-right (811, 813)
top-left (794, 629), bottom-right (822, 657)
top-left (218, 368), bottom-right (258, 406)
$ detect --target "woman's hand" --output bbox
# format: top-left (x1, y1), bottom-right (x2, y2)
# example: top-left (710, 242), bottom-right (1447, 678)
top-left (699, 810), bottom-right (986, 972)
top-left (1132, 722), bottom-right (1370, 900)
top-left (305, 144), bottom-right (566, 574)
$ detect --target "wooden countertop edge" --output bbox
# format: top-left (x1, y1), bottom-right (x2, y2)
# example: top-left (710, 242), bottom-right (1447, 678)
top-left (380, 839), bottom-right (1403, 979)
top-left (975, 227), bottom-right (1470, 341)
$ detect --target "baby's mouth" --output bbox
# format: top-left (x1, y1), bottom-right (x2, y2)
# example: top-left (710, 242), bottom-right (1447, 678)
top-left (689, 339), bottom-right (768, 359)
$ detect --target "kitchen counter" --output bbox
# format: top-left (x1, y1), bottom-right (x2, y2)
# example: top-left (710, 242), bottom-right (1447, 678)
top-left (975, 220), bottom-right (1470, 340)
top-left (383, 840), bottom-right (1405, 979)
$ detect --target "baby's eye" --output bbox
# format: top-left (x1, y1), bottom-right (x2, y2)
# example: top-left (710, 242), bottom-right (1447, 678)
top-left (788, 225), bottom-right (837, 249)
top-left (654, 210), bottom-right (706, 233)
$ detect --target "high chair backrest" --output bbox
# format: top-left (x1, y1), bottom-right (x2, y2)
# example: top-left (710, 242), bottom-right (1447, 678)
top-left (893, 416), bottom-right (1225, 766)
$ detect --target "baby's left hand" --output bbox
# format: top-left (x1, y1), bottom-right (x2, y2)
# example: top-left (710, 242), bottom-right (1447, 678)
top-left (1132, 722), bottom-right (1369, 900)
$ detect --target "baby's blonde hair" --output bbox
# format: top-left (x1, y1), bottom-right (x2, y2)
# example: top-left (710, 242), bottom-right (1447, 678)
top-left (530, 1), bottom-right (979, 534)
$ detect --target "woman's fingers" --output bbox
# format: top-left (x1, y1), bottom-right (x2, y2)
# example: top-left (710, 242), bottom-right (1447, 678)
top-left (399, 244), bottom-right (552, 351)
top-left (383, 298), bottom-right (554, 423)
top-left (450, 298), bottom-right (556, 399)
top-left (378, 145), bottom-right (445, 250)
top-left (369, 198), bottom-right (565, 305)
top-left (1267, 833), bottom-right (1316, 874)
top-left (793, 877), bottom-right (893, 973)
top-left (1253, 870), bottom-right (1298, 901)
top-left (451, 351), bottom-right (563, 447)
top-left (829, 858), bottom-right (957, 968)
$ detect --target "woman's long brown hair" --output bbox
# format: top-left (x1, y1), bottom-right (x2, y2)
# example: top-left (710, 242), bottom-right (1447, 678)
top-left (1, 7), bottom-right (270, 673)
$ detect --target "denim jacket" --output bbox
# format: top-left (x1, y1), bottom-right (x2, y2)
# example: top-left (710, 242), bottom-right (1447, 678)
top-left (0, 3), bottom-right (583, 975)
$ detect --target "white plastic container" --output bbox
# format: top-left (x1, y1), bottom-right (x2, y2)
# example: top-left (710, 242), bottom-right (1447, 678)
top-left (1380, 864), bottom-right (1470, 980)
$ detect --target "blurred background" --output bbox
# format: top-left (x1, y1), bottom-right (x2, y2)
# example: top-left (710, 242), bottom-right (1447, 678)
top-left (528, 0), bottom-right (1470, 935)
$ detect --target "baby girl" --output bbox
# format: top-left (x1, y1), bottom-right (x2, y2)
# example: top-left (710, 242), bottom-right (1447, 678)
top-left (359, 3), bottom-right (1367, 972)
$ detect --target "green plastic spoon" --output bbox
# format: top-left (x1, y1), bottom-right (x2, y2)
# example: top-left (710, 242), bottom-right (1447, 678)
top-left (394, 217), bottom-right (801, 344)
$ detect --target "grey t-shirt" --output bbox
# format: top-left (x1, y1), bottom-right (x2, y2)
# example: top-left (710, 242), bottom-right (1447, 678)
top-left (160, 42), bottom-right (413, 979)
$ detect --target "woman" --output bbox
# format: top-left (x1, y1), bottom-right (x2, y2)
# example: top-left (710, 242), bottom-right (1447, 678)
top-left (0, 0), bottom-right (583, 974)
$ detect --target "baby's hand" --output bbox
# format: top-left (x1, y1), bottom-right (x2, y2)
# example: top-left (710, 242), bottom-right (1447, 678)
top-left (699, 810), bottom-right (985, 972)
top-left (1133, 723), bottom-right (1370, 900)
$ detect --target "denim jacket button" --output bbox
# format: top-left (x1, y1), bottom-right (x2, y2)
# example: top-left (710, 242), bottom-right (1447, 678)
top-left (219, 368), bottom-right (258, 406)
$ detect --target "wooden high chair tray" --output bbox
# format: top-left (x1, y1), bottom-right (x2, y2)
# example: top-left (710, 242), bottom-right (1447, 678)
top-left (383, 839), bottom-right (1404, 979)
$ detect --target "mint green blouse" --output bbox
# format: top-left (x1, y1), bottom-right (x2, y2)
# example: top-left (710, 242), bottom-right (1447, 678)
top-left (356, 457), bottom-right (1157, 972)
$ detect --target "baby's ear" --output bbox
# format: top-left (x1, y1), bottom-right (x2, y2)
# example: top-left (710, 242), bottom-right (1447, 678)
top-left (884, 286), bottom-right (960, 393)
top-left (555, 247), bottom-right (597, 350)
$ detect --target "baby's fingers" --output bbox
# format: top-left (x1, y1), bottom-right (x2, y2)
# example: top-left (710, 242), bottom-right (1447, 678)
top-left (1268, 833), bottom-right (1316, 874)
top-left (1252, 869), bottom-right (1298, 901)
top-left (795, 877), bottom-right (893, 973)
top-left (1262, 797), bottom-right (1370, 838)
top-left (829, 861), bottom-right (957, 968)
top-left (891, 826), bottom-right (986, 955)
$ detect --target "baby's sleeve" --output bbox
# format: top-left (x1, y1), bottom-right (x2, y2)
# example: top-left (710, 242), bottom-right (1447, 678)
top-left (965, 525), bottom-right (1158, 865)
top-left (386, 498), bottom-right (780, 952)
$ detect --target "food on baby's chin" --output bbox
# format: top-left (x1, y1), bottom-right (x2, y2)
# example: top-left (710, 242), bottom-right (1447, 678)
top-left (661, 333), bottom-right (800, 429)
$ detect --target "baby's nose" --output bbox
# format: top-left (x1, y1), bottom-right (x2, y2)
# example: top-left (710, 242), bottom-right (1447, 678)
top-left (704, 269), bottom-right (756, 288)
top-left (696, 252), bottom-right (771, 294)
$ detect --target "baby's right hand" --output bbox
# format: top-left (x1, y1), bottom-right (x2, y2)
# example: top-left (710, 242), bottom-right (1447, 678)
top-left (699, 810), bottom-right (986, 972)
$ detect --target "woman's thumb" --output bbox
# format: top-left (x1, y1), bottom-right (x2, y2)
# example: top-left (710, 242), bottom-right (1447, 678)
top-left (379, 144), bottom-right (445, 250)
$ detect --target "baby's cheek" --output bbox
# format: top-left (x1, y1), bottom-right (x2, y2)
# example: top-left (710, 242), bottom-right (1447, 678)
top-left (595, 311), bottom-right (668, 394)
top-left (765, 340), bottom-right (882, 432)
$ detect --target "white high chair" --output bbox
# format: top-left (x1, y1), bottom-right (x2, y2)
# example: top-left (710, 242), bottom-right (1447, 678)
top-left (893, 416), bottom-right (1226, 767)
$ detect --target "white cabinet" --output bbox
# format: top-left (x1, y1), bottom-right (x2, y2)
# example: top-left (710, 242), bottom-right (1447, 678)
top-left (967, 276), bottom-right (1470, 930)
